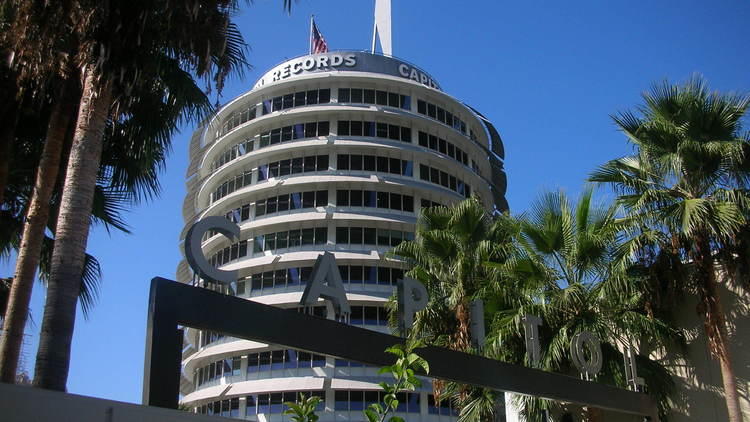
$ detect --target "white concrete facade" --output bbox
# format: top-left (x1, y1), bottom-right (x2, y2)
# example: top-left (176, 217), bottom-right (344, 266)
top-left (177, 51), bottom-right (507, 421)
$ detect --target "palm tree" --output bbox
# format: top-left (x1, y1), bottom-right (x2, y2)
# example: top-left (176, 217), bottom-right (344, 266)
top-left (8, 0), bottom-right (250, 391)
top-left (590, 77), bottom-right (750, 422)
top-left (390, 197), bottom-right (516, 418)
top-left (23, 0), bottom-right (299, 392)
top-left (0, 53), bottom-right (213, 382)
top-left (484, 189), bottom-right (681, 422)
top-left (391, 197), bottom-right (515, 352)
top-left (3, 0), bottom-right (295, 390)
top-left (0, 76), bottom-right (80, 382)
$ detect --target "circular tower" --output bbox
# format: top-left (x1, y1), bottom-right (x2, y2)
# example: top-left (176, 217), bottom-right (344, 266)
top-left (178, 51), bottom-right (508, 421)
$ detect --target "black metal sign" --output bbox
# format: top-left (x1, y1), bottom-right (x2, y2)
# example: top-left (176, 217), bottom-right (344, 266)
top-left (142, 277), bottom-right (659, 420)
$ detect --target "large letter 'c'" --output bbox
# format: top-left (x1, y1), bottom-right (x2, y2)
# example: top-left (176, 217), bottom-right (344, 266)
top-left (184, 216), bottom-right (240, 285)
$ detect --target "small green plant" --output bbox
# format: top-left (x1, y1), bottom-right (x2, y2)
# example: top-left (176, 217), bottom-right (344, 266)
top-left (364, 340), bottom-right (430, 422)
top-left (283, 393), bottom-right (322, 422)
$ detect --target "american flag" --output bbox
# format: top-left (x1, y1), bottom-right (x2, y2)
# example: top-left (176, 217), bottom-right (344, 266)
top-left (311, 19), bottom-right (328, 54)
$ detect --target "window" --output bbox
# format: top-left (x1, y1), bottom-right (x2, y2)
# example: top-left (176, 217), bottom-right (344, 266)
top-left (334, 391), bottom-right (419, 413)
top-left (338, 88), bottom-right (350, 103)
top-left (417, 98), bottom-right (467, 134)
top-left (341, 87), bottom-right (410, 110)
top-left (217, 104), bottom-right (257, 138)
top-left (337, 227), bottom-right (412, 247)
top-left (336, 120), bottom-right (411, 142)
top-left (262, 88), bottom-right (331, 116)
top-left (319, 89), bottom-right (331, 103)
top-left (351, 88), bottom-right (363, 103)
top-left (336, 154), bottom-right (412, 177)
top-left (336, 227), bottom-right (349, 244)
top-left (363, 89), bottom-right (375, 104)
top-left (316, 190), bottom-right (328, 207)
top-left (350, 189), bottom-right (363, 206)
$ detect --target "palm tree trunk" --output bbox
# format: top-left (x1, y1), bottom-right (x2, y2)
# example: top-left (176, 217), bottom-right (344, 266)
top-left (0, 78), bottom-right (79, 382)
top-left (694, 235), bottom-right (743, 422)
top-left (454, 300), bottom-right (472, 352)
top-left (32, 68), bottom-right (112, 391)
top-left (0, 100), bottom-right (18, 206)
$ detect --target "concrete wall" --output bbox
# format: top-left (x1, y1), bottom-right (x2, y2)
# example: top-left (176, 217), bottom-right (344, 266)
top-left (663, 274), bottom-right (749, 422)
top-left (0, 382), bottom-right (235, 422)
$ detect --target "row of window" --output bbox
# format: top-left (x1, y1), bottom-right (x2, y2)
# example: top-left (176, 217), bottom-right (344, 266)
top-left (334, 359), bottom-right (375, 368)
top-left (199, 331), bottom-right (225, 348)
top-left (417, 99), bottom-right (467, 134)
top-left (207, 193), bottom-right (440, 242)
top-left (338, 265), bottom-right (406, 286)
top-left (257, 155), bottom-right (329, 181)
top-left (207, 197), bottom-right (445, 244)
top-left (211, 138), bottom-right (255, 172)
top-left (336, 190), bottom-right (414, 212)
top-left (218, 104), bottom-right (257, 138)
top-left (214, 190), bottom-right (326, 232)
top-left (211, 170), bottom-right (253, 203)
top-left (209, 240), bottom-right (248, 268)
top-left (348, 305), bottom-right (390, 326)
top-left (195, 357), bottom-right (242, 387)
top-left (240, 265), bottom-right (406, 294)
top-left (335, 227), bottom-right (414, 247)
top-left (256, 190), bottom-right (328, 216)
top-left (195, 397), bottom-right (240, 417)
top-left (262, 89), bottom-right (331, 114)
top-left (208, 226), bottom-right (414, 268)
top-left (246, 391), bottom-right (325, 415)
top-left (428, 394), bottom-right (461, 416)
top-left (336, 153), bottom-right (413, 176)
top-left (335, 390), bottom-right (420, 413)
top-left (253, 227), bottom-right (329, 253)
top-left (337, 120), bottom-right (412, 143)
top-left (210, 151), bottom-right (467, 204)
top-left (193, 392), bottom-right (455, 417)
top-left (418, 131), bottom-right (469, 166)
top-left (247, 349), bottom-right (327, 373)
top-left (259, 121), bottom-right (330, 148)
top-left (243, 268), bottom-right (313, 292)
top-left (419, 164), bottom-right (472, 198)
top-left (338, 88), bottom-right (410, 110)
top-left (212, 120), bottom-right (330, 177)
top-left (421, 198), bottom-right (445, 209)
top-left (212, 155), bottom-right (328, 204)
top-left (213, 91), bottom-right (477, 173)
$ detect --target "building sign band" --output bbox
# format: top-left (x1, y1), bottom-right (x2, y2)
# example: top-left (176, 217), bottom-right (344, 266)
top-left (253, 51), bottom-right (442, 91)
top-left (157, 217), bottom-right (659, 420)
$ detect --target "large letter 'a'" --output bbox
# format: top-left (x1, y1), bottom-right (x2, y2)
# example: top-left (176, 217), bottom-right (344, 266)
top-left (300, 252), bottom-right (350, 319)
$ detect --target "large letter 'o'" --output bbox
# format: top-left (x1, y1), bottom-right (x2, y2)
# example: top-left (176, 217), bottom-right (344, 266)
top-left (397, 277), bottom-right (429, 333)
top-left (570, 331), bottom-right (603, 377)
top-left (184, 216), bottom-right (240, 285)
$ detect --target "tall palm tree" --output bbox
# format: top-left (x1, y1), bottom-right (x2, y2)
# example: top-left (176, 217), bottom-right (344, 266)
top-left (478, 189), bottom-right (681, 421)
top-left (485, 189), bottom-right (681, 422)
top-left (0, 76), bottom-right (80, 382)
top-left (24, 0), bottom-right (297, 392)
top-left (391, 197), bottom-right (515, 352)
top-left (590, 77), bottom-right (750, 422)
top-left (390, 197), bottom-right (516, 416)
top-left (0, 52), bottom-right (213, 382)
top-left (3, 0), bottom-right (294, 390)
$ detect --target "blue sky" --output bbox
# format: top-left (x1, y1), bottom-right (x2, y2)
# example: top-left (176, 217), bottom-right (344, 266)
top-left (2, 0), bottom-right (748, 404)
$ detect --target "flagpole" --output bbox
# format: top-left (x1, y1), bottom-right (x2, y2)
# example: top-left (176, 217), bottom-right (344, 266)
top-left (309, 15), bottom-right (314, 54)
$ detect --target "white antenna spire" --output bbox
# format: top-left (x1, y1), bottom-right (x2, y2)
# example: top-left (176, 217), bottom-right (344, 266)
top-left (371, 0), bottom-right (392, 56)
